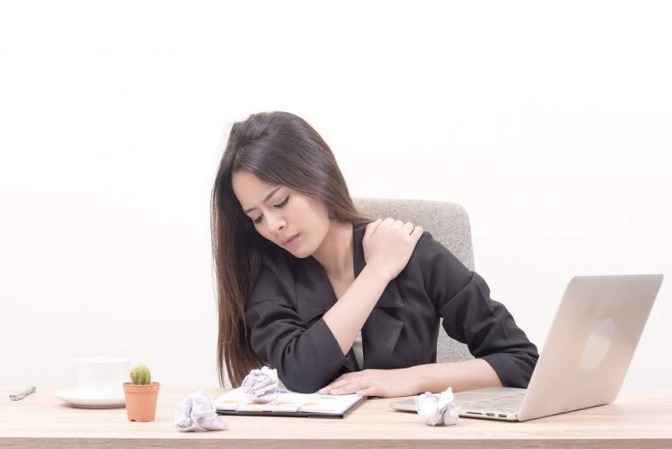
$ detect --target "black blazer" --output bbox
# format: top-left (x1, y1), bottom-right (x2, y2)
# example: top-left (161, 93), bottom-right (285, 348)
top-left (245, 225), bottom-right (539, 393)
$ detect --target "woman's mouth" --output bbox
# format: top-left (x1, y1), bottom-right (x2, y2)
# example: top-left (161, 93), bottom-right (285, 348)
top-left (282, 234), bottom-right (300, 248)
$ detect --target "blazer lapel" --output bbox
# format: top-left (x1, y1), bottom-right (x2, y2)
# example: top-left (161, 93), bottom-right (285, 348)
top-left (293, 256), bottom-right (336, 325)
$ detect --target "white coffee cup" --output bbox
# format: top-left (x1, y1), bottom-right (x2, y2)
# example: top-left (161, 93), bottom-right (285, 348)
top-left (73, 356), bottom-right (129, 396)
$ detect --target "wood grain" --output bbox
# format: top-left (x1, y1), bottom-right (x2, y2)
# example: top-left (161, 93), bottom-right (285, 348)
top-left (1, 388), bottom-right (671, 449)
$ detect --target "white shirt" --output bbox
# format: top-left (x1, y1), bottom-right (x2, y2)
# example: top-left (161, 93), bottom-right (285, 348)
top-left (352, 332), bottom-right (364, 370)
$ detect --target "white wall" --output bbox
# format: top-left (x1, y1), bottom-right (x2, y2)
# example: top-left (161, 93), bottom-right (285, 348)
top-left (1, 1), bottom-right (670, 390)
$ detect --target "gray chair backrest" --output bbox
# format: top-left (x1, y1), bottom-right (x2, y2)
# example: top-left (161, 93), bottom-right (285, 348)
top-left (353, 198), bottom-right (474, 363)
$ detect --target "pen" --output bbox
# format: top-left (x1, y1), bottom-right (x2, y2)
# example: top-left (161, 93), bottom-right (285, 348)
top-left (9, 386), bottom-right (36, 401)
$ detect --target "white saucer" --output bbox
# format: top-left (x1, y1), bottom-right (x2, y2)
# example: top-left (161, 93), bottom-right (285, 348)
top-left (54, 388), bottom-right (126, 409)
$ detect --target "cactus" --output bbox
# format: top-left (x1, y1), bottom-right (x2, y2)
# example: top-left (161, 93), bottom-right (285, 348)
top-left (130, 365), bottom-right (151, 385)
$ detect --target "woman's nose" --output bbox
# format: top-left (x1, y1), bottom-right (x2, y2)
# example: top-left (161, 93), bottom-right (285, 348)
top-left (265, 212), bottom-right (286, 234)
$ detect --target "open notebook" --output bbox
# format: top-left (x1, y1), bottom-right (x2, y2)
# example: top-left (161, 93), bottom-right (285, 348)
top-left (214, 388), bottom-right (365, 418)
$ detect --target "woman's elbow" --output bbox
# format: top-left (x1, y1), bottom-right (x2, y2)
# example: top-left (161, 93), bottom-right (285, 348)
top-left (276, 367), bottom-right (327, 393)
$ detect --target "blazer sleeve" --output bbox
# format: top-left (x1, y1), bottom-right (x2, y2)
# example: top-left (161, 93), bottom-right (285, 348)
top-left (244, 263), bottom-right (348, 393)
top-left (419, 234), bottom-right (539, 388)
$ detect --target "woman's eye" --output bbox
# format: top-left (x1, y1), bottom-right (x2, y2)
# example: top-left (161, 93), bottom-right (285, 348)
top-left (274, 196), bottom-right (289, 208)
top-left (250, 196), bottom-right (288, 224)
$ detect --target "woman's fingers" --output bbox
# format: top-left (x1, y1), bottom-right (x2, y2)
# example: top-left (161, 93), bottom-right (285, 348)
top-left (402, 221), bottom-right (415, 235)
top-left (367, 218), bottom-right (420, 233)
top-left (319, 372), bottom-right (360, 394)
top-left (320, 370), bottom-right (388, 396)
top-left (355, 386), bottom-right (380, 397)
top-left (363, 218), bottom-right (383, 241)
top-left (323, 368), bottom-right (419, 398)
top-left (410, 225), bottom-right (424, 240)
top-left (329, 380), bottom-right (366, 395)
top-left (362, 217), bottom-right (425, 281)
top-left (366, 218), bottom-right (383, 232)
top-left (370, 218), bottom-right (419, 235)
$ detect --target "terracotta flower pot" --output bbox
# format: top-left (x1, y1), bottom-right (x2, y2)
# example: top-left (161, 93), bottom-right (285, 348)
top-left (123, 382), bottom-right (160, 422)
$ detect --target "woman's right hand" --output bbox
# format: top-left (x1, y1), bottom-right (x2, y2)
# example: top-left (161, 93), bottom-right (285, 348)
top-left (362, 218), bottom-right (424, 282)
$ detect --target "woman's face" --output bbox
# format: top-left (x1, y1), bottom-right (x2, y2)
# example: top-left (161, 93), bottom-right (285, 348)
top-left (231, 170), bottom-right (331, 258)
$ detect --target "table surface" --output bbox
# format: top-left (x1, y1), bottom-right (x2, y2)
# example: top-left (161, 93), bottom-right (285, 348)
top-left (1, 388), bottom-right (671, 449)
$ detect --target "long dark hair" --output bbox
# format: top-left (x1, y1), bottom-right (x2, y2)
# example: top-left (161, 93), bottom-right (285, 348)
top-left (211, 111), bottom-right (367, 387)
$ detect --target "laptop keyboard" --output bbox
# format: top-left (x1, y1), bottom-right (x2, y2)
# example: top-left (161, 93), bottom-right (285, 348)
top-left (461, 394), bottom-right (524, 413)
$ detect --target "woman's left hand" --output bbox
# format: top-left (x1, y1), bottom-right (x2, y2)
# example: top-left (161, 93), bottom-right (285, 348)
top-left (318, 369), bottom-right (419, 397)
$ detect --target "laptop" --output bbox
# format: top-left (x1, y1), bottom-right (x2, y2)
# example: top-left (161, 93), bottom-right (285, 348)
top-left (390, 274), bottom-right (663, 421)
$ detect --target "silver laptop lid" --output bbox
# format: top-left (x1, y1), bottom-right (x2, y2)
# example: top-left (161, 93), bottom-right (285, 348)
top-left (518, 274), bottom-right (663, 421)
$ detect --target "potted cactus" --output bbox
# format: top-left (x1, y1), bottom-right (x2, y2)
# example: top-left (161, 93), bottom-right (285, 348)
top-left (123, 365), bottom-right (160, 422)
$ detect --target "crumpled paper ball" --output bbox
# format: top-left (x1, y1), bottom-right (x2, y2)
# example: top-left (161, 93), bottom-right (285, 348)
top-left (174, 390), bottom-right (229, 432)
top-left (415, 388), bottom-right (460, 426)
top-left (241, 366), bottom-right (281, 403)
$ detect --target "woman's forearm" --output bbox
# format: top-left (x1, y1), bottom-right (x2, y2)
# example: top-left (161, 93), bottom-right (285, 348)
top-left (408, 359), bottom-right (503, 393)
top-left (322, 264), bottom-right (391, 354)
top-left (319, 358), bottom-right (504, 397)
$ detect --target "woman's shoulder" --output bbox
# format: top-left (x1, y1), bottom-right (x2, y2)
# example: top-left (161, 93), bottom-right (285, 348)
top-left (247, 248), bottom-right (297, 308)
top-left (413, 230), bottom-right (450, 258)
top-left (409, 230), bottom-right (471, 275)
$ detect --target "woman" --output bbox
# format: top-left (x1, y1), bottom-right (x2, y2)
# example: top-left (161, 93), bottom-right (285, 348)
top-left (211, 111), bottom-right (538, 396)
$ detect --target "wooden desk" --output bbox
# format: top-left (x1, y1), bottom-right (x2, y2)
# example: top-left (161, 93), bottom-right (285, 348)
top-left (1, 388), bottom-right (671, 449)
